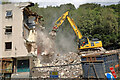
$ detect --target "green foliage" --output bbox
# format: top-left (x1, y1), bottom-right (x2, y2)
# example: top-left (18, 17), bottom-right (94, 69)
top-left (2, 2), bottom-right (11, 4)
top-left (30, 3), bottom-right (120, 50)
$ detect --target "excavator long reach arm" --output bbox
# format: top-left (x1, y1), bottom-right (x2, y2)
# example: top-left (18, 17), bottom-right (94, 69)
top-left (67, 16), bottom-right (82, 39)
top-left (50, 11), bottom-right (103, 50)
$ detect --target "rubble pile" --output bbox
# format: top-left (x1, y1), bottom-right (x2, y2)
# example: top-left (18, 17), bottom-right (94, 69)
top-left (33, 52), bottom-right (83, 78)
top-left (34, 25), bottom-right (83, 78)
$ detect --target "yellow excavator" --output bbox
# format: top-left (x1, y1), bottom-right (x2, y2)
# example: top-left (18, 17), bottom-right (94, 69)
top-left (50, 11), bottom-right (103, 50)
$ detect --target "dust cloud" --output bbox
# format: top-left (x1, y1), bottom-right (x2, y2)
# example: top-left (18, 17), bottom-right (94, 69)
top-left (36, 26), bottom-right (55, 63)
top-left (54, 30), bottom-right (77, 54)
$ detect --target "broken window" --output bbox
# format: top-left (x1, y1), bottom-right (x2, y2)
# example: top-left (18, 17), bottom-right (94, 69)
top-left (5, 26), bottom-right (12, 35)
top-left (6, 10), bottom-right (12, 18)
top-left (5, 42), bottom-right (12, 50)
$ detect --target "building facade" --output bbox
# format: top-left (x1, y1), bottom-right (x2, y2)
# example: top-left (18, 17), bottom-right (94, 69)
top-left (0, 2), bottom-right (42, 78)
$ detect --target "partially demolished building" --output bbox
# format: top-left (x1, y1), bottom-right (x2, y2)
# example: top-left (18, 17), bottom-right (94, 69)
top-left (0, 2), bottom-right (43, 78)
top-left (0, 2), bottom-right (119, 79)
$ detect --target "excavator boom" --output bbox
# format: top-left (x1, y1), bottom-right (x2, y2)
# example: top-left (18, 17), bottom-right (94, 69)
top-left (67, 16), bottom-right (82, 39)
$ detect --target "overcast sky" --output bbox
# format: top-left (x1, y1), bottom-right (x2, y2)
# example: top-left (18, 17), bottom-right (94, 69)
top-left (2, 0), bottom-right (120, 8)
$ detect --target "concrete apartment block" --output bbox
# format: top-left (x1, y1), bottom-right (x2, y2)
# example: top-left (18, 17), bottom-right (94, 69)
top-left (0, 2), bottom-right (43, 78)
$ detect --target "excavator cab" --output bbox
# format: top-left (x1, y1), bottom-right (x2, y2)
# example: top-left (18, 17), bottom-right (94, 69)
top-left (78, 37), bottom-right (102, 50)
top-left (78, 37), bottom-right (89, 49)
